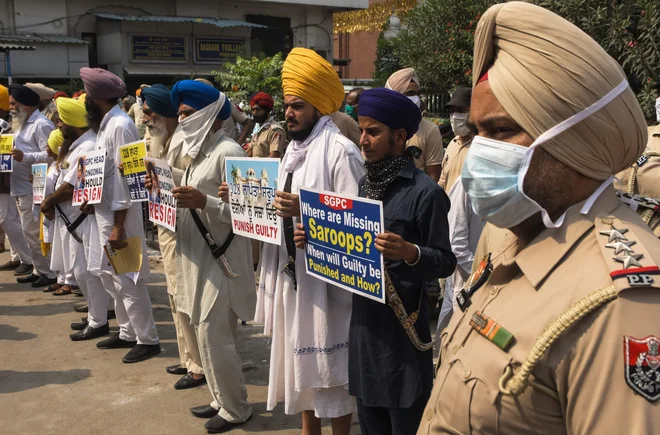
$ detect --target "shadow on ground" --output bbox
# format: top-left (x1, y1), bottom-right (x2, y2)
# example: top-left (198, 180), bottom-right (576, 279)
top-left (0, 369), bottom-right (91, 393)
top-left (0, 324), bottom-right (37, 341)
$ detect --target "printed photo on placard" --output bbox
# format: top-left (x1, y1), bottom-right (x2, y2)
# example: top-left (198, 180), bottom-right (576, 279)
top-left (225, 157), bottom-right (281, 245)
top-left (71, 148), bottom-right (105, 206)
top-left (144, 157), bottom-right (176, 232)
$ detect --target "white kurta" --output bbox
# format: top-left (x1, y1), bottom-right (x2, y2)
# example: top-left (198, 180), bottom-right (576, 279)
top-left (89, 105), bottom-right (148, 280)
top-left (38, 161), bottom-right (60, 244)
top-left (53, 130), bottom-right (98, 276)
top-left (263, 119), bottom-right (366, 418)
top-left (437, 176), bottom-right (485, 329)
top-left (175, 129), bottom-right (256, 324)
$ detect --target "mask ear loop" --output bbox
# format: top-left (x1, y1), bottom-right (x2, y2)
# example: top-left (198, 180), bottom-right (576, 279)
top-left (515, 80), bottom-right (629, 228)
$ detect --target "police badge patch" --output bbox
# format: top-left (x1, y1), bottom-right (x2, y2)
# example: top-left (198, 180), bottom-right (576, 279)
top-left (624, 336), bottom-right (660, 402)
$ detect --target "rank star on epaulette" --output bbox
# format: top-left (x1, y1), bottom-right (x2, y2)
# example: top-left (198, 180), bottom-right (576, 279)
top-left (600, 225), bottom-right (629, 242)
top-left (614, 253), bottom-right (643, 269)
top-left (606, 240), bottom-right (636, 255)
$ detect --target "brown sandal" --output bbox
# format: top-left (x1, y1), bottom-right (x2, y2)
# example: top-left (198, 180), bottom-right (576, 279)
top-left (53, 285), bottom-right (73, 296)
top-left (44, 283), bottom-right (62, 293)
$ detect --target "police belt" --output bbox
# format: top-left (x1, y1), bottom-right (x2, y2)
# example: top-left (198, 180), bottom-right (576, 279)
top-left (55, 205), bottom-right (86, 243)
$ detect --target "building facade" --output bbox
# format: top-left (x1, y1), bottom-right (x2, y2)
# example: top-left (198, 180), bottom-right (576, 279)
top-left (0, 0), bottom-right (367, 88)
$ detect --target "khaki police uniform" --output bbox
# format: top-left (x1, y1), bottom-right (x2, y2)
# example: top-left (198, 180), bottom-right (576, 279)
top-left (615, 125), bottom-right (660, 237)
top-left (330, 111), bottom-right (362, 146)
top-left (408, 119), bottom-right (444, 174)
top-left (250, 121), bottom-right (286, 158)
top-left (439, 136), bottom-right (472, 191)
top-left (419, 189), bottom-right (660, 434)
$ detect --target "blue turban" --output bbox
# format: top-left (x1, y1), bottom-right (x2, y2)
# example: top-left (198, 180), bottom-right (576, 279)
top-left (358, 88), bottom-right (421, 140)
top-left (170, 80), bottom-right (231, 121)
top-left (142, 84), bottom-right (178, 118)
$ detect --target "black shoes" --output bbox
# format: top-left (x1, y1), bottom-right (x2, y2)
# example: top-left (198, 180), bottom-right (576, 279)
top-left (122, 344), bottom-right (161, 364)
top-left (205, 414), bottom-right (251, 434)
top-left (166, 364), bottom-right (187, 375)
top-left (0, 260), bottom-right (20, 271)
top-left (73, 302), bottom-right (88, 313)
top-left (96, 333), bottom-right (137, 349)
top-left (14, 263), bottom-right (33, 276)
top-left (190, 405), bottom-right (218, 419)
top-left (71, 318), bottom-right (88, 331)
top-left (174, 373), bottom-right (207, 390)
top-left (70, 323), bottom-right (110, 341)
top-left (31, 275), bottom-right (57, 288)
top-left (17, 273), bottom-right (39, 284)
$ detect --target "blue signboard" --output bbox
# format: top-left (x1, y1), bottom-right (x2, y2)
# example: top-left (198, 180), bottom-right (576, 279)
top-left (195, 38), bottom-right (243, 63)
top-left (132, 35), bottom-right (186, 62)
top-left (299, 188), bottom-right (386, 303)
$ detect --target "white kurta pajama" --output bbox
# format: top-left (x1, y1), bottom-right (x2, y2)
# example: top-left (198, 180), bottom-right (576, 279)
top-left (155, 125), bottom-right (204, 374)
top-left (260, 117), bottom-right (366, 418)
top-left (176, 129), bottom-right (256, 424)
top-left (56, 130), bottom-right (111, 328)
top-left (91, 105), bottom-right (158, 345)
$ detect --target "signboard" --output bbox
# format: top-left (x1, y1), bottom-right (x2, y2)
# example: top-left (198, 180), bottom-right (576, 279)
top-left (119, 141), bottom-right (148, 202)
top-left (72, 149), bottom-right (105, 206)
top-left (144, 157), bottom-right (176, 232)
top-left (225, 157), bottom-right (281, 245)
top-left (195, 38), bottom-right (244, 63)
top-left (131, 35), bottom-right (186, 62)
top-left (31, 163), bottom-right (48, 204)
top-left (0, 134), bottom-right (13, 172)
top-left (299, 188), bottom-right (386, 303)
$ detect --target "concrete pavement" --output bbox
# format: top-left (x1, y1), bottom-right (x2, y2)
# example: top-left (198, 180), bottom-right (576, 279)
top-left (0, 250), bottom-right (358, 434)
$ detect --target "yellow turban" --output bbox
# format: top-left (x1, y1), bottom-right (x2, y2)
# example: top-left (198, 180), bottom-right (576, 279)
top-left (0, 85), bottom-right (9, 111)
top-left (472, 2), bottom-right (647, 180)
top-left (48, 129), bottom-right (64, 154)
top-left (56, 97), bottom-right (88, 128)
top-left (385, 68), bottom-right (420, 94)
top-left (282, 48), bottom-right (344, 115)
top-left (78, 93), bottom-right (87, 105)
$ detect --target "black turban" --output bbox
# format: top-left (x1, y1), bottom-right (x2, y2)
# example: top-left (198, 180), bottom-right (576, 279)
top-left (8, 83), bottom-right (40, 107)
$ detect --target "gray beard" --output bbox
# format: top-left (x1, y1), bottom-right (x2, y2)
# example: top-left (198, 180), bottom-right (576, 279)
top-left (10, 109), bottom-right (27, 132)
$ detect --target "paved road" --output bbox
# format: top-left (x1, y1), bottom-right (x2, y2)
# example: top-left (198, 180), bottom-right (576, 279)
top-left (0, 250), bottom-right (359, 434)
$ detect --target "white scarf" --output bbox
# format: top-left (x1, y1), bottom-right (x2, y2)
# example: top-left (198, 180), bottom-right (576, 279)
top-left (282, 115), bottom-right (331, 173)
top-left (180, 94), bottom-right (226, 160)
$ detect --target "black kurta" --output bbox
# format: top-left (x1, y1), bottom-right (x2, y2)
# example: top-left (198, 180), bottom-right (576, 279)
top-left (349, 161), bottom-right (456, 408)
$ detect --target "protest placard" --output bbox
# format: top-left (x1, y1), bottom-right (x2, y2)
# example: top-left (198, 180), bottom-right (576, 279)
top-left (144, 157), bottom-right (176, 232)
top-left (31, 163), bottom-right (48, 204)
top-left (72, 149), bottom-right (105, 206)
top-left (299, 188), bottom-right (386, 303)
top-left (225, 157), bottom-right (281, 245)
top-left (0, 134), bottom-right (14, 172)
top-left (119, 140), bottom-right (148, 202)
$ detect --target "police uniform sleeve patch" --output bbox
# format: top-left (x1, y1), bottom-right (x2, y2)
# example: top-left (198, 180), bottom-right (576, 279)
top-left (624, 336), bottom-right (660, 402)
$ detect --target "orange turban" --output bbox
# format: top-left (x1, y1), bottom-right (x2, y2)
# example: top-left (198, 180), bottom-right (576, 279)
top-left (0, 85), bottom-right (9, 111)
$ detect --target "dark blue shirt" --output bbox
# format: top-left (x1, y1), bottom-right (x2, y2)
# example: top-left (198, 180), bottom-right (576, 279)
top-left (349, 160), bottom-right (456, 408)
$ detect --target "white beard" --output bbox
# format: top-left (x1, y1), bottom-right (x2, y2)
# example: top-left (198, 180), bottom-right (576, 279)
top-left (147, 117), bottom-right (169, 156)
top-left (10, 108), bottom-right (27, 132)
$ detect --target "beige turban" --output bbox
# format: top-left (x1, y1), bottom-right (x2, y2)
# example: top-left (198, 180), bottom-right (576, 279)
top-left (385, 68), bottom-right (420, 94)
top-left (25, 83), bottom-right (54, 101)
top-left (472, 2), bottom-right (647, 180)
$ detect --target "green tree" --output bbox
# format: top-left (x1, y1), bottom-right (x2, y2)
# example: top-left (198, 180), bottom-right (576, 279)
top-left (212, 53), bottom-right (284, 118)
top-left (390, 0), bottom-right (660, 120)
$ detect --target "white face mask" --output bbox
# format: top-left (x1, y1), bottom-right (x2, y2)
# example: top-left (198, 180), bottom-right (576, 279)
top-left (136, 96), bottom-right (143, 107)
top-left (462, 79), bottom-right (629, 229)
top-left (179, 94), bottom-right (225, 160)
top-left (408, 95), bottom-right (421, 108)
top-left (450, 112), bottom-right (471, 136)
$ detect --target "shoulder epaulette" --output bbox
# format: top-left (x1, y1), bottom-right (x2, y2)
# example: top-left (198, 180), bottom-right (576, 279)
top-left (594, 214), bottom-right (660, 292)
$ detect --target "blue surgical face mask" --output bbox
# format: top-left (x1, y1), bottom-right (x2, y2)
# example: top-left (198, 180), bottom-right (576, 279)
top-left (462, 79), bottom-right (629, 229)
top-left (461, 137), bottom-right (543, 228)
